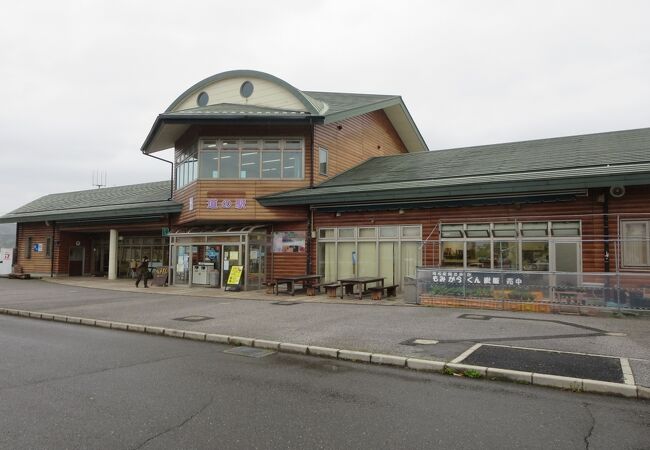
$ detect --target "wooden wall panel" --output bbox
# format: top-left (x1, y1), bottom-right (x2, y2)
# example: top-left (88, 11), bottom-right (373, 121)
top-left (313, 110), bottom-right (408, 185)
top-left (309, 189), bottom-right (650, 275)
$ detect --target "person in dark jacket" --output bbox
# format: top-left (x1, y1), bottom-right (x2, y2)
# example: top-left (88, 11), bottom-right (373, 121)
top-left (135, 256), bottom-right (150, 288)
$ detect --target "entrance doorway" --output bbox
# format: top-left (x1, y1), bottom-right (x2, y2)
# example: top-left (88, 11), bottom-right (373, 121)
top-left (69, 247), bottom-right (85, 276)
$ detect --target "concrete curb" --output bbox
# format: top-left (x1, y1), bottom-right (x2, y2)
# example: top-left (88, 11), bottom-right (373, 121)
top-left (2, 307), bottom-right (648, 400)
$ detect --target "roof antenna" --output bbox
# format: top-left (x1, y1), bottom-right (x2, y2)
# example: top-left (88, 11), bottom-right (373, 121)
top-left (92, 170), bottom-right (107, 189)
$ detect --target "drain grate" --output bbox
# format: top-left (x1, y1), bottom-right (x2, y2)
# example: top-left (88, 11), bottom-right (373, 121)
top-left (224, 346), bottom-right (276, 358)
top-left (461, 345), bottom-right (624, 383)
top-left (173, 315), bottom-right (214, 322)
top-left (272, 301), bottom-right (302, 306)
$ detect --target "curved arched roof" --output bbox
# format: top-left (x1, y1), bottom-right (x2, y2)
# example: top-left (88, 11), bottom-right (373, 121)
top-left (165, 69), bottom-right (323, 115)
top-left (141, 69), bottom-right (428, 153)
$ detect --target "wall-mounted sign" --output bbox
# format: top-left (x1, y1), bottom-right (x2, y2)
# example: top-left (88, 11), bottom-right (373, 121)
top-left (189, 197), bottom-right (194, 211)
top-left (273, 231), bottom-right (306, 253)
top-left (75, 241), bottom-right (81, 246)
top-left (207, 198), bottom-right (247, 209)
top-left (32, 243), bottom-right (43, 252)
top-left (162, 227), bottom-right (170, 237)
top-left (428, 270), bottom-right (524, 287)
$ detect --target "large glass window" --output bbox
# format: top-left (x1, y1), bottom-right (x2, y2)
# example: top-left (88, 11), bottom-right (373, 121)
top-left (622, 221), bottom-right (650, 267)
top-left (494, 241), bottom-right (518, 269)
top-left (175, 143), bottom-right (198, 189)
top-left (196, 138), bottom-right (304, 180)
top-left (441, 242), bottom-right (464, 267)
top-left (440, 221), bottom-right (579, 271)
top-left (522, 242), bottom-right (549, 271)
top-left (317, 225), bottom-right (421, 287)
top-left (466, 241), bottom-right (491, 268)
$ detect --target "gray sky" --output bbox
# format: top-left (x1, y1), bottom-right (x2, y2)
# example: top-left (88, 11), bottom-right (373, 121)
top-left (1, 0), bottom-right (649, 215)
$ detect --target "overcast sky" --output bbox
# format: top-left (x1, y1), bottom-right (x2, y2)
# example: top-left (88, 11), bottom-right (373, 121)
top-left (1, 0), bottom-right (648, 215)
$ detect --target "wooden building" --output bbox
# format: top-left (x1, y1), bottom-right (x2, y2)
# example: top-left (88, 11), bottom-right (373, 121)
top-left (2, 70), bottom-right (649, 296)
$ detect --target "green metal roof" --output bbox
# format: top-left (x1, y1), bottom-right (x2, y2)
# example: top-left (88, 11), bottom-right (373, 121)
top-left (0, 181), bottom-right (182, 224)
top-left (259, 127), bottom-right (650, 207)
top-left (161, 103), bottom-right (311, 119)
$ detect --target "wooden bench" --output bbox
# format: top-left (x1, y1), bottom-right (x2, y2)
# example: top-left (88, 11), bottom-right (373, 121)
top-left (323, 283), bottom-right (341, 298)
top-left (368, 284), bottom-right (399, 301)
top-left (306, 283), bottom-right (323, 296)
top-left (264, 281), bottom-right (276, 294)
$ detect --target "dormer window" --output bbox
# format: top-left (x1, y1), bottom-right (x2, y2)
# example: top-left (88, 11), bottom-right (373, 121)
top-left (198, 138), bottom-right (304, 180)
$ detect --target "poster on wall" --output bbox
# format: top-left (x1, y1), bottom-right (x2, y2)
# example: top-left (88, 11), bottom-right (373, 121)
top-left (272, 231), bottom-right (306, 253)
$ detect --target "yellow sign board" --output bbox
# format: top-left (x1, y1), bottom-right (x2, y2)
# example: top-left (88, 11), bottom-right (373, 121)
top-left (227, 265), bottom-right (244, 286)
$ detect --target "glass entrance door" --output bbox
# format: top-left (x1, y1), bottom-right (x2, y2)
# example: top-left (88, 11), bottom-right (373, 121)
top-left (222, 245), bottom-right (243, 288)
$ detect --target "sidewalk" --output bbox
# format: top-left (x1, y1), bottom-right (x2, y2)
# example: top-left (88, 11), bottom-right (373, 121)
top-left (1, 277), bottom-right (649, 394)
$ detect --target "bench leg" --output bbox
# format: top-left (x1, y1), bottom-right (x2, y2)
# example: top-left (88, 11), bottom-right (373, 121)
top-left (371, 290), bottom-right (382, 301)
top-left (326, 287), bottom-right (337, 298)
top-left (387, 287), bottom-right (397, 297)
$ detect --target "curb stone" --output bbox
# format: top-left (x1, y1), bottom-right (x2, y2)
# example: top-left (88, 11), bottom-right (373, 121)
top-left (338, 350), bottom-right (372, 363)
top-left (370, 354), bottom-right (407, 367)
top-left (254, 339), bottom-right (281, 350)
top-left (308, 346), bottom-right (339, 358)
top-left (280, 343), bottom-right (309, 354)
top-left (532, 373), bottom-right (583, 391)
top-left (446, 363), bottom-right (488, 377)
top-left (229, 336), bottom-right (254, 346)
top-left (486, 367), bottom-right (533, 384)
top-left (1, 308), bottom-right (647, 400)
top-left (406, 358), bottom-right (445, 372)
top-left (582, 379), bottom-right (637, 398)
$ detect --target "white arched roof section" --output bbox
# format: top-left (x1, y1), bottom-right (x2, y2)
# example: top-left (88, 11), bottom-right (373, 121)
top-left (167, 70), bottom-right (324, 114)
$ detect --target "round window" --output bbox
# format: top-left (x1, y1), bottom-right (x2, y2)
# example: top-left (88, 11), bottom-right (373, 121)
top-left (240, 81), bottom-right (254, 98)
top-left (197, 91), bottom-right (209, 107)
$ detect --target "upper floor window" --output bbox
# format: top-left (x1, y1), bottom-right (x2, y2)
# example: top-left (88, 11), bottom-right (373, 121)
top-left (319, 147), bottom-right (328, 175)
top-left (175, 143), bottom-right (198, 189)
top-left (198, 138), bottom-right (304, 180)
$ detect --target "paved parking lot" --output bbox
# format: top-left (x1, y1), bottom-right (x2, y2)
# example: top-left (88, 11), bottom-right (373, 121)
top-left (1, 277), bottom-right (649, 387)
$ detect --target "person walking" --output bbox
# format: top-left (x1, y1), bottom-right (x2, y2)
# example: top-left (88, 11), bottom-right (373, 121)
top-left (135, 256), bottom-right (150, 288)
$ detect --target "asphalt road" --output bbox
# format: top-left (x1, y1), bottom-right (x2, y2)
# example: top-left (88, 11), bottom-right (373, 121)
top-left (1, 316), bottom-right (648, 450)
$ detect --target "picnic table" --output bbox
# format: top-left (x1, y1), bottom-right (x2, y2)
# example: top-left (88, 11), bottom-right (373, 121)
top-left (338, 276), bottom-right (385, 300)
top-left (274, 274), bottom-right (322, 296)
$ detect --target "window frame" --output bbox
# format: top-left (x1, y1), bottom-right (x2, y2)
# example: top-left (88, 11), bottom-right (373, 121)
top-left (195, 137), bottom-right (305, 181)
top-left (318, 147), bottom-right (328, 176)
top-left (621, 219), bottom-right (650, 268)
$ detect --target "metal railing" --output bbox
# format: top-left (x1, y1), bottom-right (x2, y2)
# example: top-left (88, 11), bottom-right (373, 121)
top-left (416, 268), bottom-right (650, 311)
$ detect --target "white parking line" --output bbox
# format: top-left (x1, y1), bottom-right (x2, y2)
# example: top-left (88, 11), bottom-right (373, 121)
top-left (620, 358), bottom-right (636, 385)
top-left (450, 343), bottom-right (483, 364)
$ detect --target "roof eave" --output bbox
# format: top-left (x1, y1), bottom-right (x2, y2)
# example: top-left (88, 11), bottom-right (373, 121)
top-left (258, 172), bottom-right (650, 207)
top-left (0, 204), bottom-right (183, 224)
top-left (141, 115), bottom-right (321, 154)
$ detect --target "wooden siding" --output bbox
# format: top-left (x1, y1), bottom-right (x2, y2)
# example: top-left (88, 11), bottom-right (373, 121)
top-left (313, 109), bottom-right (408, 184)
top-left (310, 188), bottom-right (650, 275)
top-left (269, 221), bottom-right (309, 280)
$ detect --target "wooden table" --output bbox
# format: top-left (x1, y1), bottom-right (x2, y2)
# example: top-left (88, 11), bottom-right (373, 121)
top-left (338, 277), bottom-right (385, 300)
top-left (274, 274), bottom-right (322, 296)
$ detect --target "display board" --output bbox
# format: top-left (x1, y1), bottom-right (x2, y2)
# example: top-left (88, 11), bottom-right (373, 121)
top-left (225, 265), bottom-right (244, 291)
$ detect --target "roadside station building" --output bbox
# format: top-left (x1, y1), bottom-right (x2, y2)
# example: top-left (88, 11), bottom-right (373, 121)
top-left (2, 70), bottom-right (649, 297)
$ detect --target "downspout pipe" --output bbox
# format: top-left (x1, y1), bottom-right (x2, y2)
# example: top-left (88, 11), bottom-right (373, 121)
top-left (143, 151), bottom-right (174, 200)
top-left (50, 221), bottom-right (56, 278)
top-left (306, 118), bottom-right (315, 274)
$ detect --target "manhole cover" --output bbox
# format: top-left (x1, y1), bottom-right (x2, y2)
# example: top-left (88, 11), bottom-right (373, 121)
top-left (224, 347), bottom-right (276, 358)
top-left (458, 314), bottom-right (491, 320)
top-left (462, 345), bottom-right (624, 383)
top-left (272, 301), bottom-right (301, 306)
top-left (173, 315), bottom-right (214, 322)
